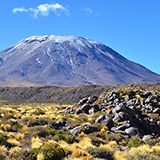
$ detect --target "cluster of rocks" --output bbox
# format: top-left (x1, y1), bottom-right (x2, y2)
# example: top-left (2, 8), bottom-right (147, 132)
top-left (64, 90), bottom-right (160, 140)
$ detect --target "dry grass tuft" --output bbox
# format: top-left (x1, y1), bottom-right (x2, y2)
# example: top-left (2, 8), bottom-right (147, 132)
top-left (79, 137), bottom-right (95, 149)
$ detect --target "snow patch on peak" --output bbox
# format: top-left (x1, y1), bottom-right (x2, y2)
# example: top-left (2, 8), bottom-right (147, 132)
top-left (21, 35), bottom-right (102, 48)
top-left (36, 58), bottom-right (42, 65)
top-left (24, 35), bottom-right (50, 43)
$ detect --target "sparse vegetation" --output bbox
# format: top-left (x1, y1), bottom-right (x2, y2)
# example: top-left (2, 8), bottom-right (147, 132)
top-left (0, 85), bottom-right (159, 159)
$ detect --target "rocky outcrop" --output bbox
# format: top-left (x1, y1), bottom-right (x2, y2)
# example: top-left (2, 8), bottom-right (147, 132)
top-left (65, 89), bottom-right (160, 139)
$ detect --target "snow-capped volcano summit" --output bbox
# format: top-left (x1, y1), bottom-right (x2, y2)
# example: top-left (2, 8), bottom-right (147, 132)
top-left (0, 35), bottom-right (160, 86)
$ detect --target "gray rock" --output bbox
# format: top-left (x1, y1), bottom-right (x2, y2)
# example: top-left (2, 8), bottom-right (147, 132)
top-left (112, 105), bottom-right (122, 114)
top-left (142, 135), bottom-right (154, 141)
top-left (70, 124), bottom-right (98, 136)
top-left (82, 124), bottom-right (98, 134)
top-left (153, 108), bottom-right (160, 114)
top-left (88, 96), bottom-right (98, 104)
top-left (80, 104), bottom-right (91, 114)
top-left (75, 103), bottom-right (92, 114)
top-left (114, 123), bottom-right (131, 131)
top-left (95, 115), bottom-right (106, 123)
top-left (125, 95), bottom-right (130, 102)
top-left (113, 113), bottom-right (121, 122)
top-left (88, 104), bottom-right (100, 115)
top-left (70, 126), bottom-right (82, 135)
top-left (118, 112), bottom-right (131, 121)
top-left (143, 92), bottom-right (152, 98)
top-left (95, 115), bottom-right (114, 129)
top-left (101, 117), bottom-right (114, 129)
top-left (78, 98), bottom-right (88, 105)
top-left (145, 97), bottom-right (152, 104)
top-left (125, 127), bottom-right (140, 136)
top-left (75, 108), bottom-right (82, 114)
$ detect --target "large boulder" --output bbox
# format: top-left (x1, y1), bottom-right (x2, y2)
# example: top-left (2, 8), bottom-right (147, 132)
top-left (70, 124), bottom-right (98, 135)
top-left (125, 127), bottom-right (141, 136)
top-left (95, 115), bottom-right (114, 129)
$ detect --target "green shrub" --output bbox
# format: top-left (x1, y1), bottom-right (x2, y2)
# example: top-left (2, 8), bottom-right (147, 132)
top-left (10, 149), bottom-right (36, 160)
top-left (38, 117), bottom-right (50, 125)
top-left (87, 147), bottom-right (114, 160)
top-left (155, 141), bottom-right (160, 146)
top-left (2, 113), bottom-right (15, 121)
top-left (27, 118), bottom-right (40, 127)
top-left (36, 129), bottom-right (49, 138)
top-left (90, 136), bottom-right (105, 147)
top-left (127, 136), bottom-right (145, 147)
top-left (34, 108), bottom-right (45, 115)
top-left (127, 151), bottom-right (159, 160)
top-left (121, 138), bottom-right (130, 146)
top-left (62, 114), bottom-right (73, 120)
top-left (44, 126), bottom-right (56, 136)
top-left (64, 135), bottom-right (76, 144)
top-left (106, 133), bottom-right (123, 142)
top-left (146, 138), bottom-right (160, 146)
top-left (36, 142), bottom-right (65, 160)
top-left (0, 132), bottom-right (8, 144)
top-left (12, 122), bottom-right (23, 131)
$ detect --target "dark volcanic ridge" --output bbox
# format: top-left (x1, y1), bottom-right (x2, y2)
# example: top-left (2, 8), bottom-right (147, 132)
top-left (0, 83), bottom-right (160, 103)
top-left (0, 35), bottom-right (160, 86)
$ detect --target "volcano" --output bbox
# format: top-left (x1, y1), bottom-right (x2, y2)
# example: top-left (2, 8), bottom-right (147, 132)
top-left (0, 35), bottom-right (160, 86)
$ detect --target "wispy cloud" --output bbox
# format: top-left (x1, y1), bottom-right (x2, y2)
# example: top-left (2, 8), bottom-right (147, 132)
top-left (13, 7), bottom-right (28, 13)
top-left (12, 3), bottom-right (69, 18)
top-left (82, 7), bottom-right (93, 15)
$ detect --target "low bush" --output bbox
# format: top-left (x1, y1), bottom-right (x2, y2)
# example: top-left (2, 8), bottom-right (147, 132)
top-left (10, 149), bottom-right (37, 160)
top-left (12, 122), bottom-right (23, 131)
top-left (90, 136), bottom-right (105, 147)
top-left (0, 150), bottom-right (7, 160)
top-left (34, 108), bottom-right (45, 115)
top-left (64, 134), bottom-right (76, 144)
top-left (2, 113), bottom-right (15, 121)
top-left (127, 151), bottom-right (159, 160)
top-left (0, 132), bottom-right (8, 144)
top-left (35, 142), bottom-right (66, 160)
top-left (127, 136), bottom-right (145, 147)
top-left (86, 147), bottom-right (114, 160)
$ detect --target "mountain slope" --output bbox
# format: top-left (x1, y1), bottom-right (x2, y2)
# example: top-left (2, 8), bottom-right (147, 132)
top-left (0, 35), bottom-right (160, 86)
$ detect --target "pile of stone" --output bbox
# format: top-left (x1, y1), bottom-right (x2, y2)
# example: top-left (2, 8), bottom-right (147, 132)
top-left (64, 90), bottom-right (160, 140)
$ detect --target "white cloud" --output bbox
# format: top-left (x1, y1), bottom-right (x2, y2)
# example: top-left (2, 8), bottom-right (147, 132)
top-left (12, 7), bottom-right (28, 13)
top-left (13, 3), bottom-right (69, 18)
top-left (83, 7), bottom-right (93, 15)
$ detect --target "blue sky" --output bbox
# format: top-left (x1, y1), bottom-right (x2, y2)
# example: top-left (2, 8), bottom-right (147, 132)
top-left (0, 0), bottom-right (160, 74)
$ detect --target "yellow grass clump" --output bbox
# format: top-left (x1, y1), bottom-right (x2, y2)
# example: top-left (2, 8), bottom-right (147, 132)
top-left (114, 150), bottom-right (129, 160)
top-left (31, 137), bottom-right (42, 148)
top-left (8, 132), bottom-right (15, 138)
top-left (88, 117), bottom-right (92, 123)
top-left (72, 149), bottom-right (88, 158)
top-left (10, 146), bottom-right (21, 154)
top-left (100, 141), bottom-right (118, 151)
top-left (59, 140), bottom-right (73, 154)
top-left (129, 145), bottom-right (150, 155)
top-left (79, 137), bottom-right (95, 149)
top-left (78, 132), bottom-right (86, 138)
top-left (101, 126), bottom-right (109, 133)
top-left (16, 133), bottom-right (24, 141)
top-left (4, 124), bottom-right (11, 131)
top-left (72, 143), bottom-right (79, 151)
top-left (21, 127), bottom-right (27, 133)
top-left (0, 145), bottom-right (8, 155)
top-left (150, 146), bottom-right (160, 156)
top-left (7, 138), bottom-right (20, 146)
top-left (37, 153), bottom-right (44, 160)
